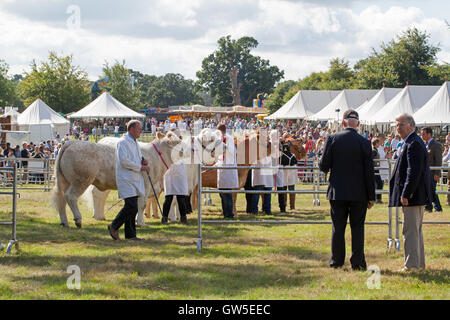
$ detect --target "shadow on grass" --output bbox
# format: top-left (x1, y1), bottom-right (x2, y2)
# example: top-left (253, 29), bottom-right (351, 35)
top-left (383, 269), bottom-right (450, 285)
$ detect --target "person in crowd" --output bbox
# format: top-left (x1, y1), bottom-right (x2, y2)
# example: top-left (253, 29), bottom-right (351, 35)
top-left (20, 142), bottom-right (30, 183)
top-left (389, 114), bottom-right (431, 272)
top-left (13, 145), bottom-right (21, 158)
top-left (376, 134), bottom-right (389, 204)
top-left (371, 139), bottom-right (384, 204)
top-left (319, 110), bottom-right (375, 271)
top-left (108, 120), bottom-right (149, 241)
top-left (54, 143), bottom-right (62, 158)
top-left (216, 123), bottom-right (238, 219)
top-left (421, 127), bottom-right (443, 213)
top-left (3, 143), bottom-right (12, 157)
top-left (161, 129), bottom-right (189, 225)
top-left (443, 144), bottom-right (450, 206)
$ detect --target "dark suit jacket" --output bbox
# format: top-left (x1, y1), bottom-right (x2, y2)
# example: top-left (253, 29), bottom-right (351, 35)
top-left (427, 139), bottom-right (443, 177)
top-left (389, 131), bottom-right (432, 207)
top-left (319, 128), bottom-right (376, 202)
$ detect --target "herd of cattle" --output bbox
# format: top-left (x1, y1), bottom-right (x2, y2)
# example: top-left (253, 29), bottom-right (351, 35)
top-left (51, 129), bottom-right (307, 228)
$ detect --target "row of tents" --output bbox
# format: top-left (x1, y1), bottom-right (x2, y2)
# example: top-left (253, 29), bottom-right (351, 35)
top-left (1, 92), bottom-right (145, 143)
top-left (267, 81), bottom-right (450, 126)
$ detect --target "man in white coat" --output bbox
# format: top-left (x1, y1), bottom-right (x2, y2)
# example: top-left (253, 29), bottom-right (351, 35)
top-left (161, 130), bottom-right (189, 225)
top-left (251, 155), bottom-right (274, 214)
top-left (216, 124), bottom-right (238, 219)
top-left (108, 120), bottom-right (149, 241)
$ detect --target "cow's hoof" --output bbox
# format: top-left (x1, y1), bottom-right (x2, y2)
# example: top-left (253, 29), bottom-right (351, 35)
top-left (75, 221), bottom-right (82, 229)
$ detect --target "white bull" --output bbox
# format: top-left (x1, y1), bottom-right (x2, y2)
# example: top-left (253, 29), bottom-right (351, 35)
top-left (83, 129), bottom-right (223, 226)
top-left (52, 131), bottom-right (183, 228)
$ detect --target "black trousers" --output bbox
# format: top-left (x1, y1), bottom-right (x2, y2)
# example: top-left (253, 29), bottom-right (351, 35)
top-left (112, 196), bottom-right (138, 239)
top-left (375, 175), bottom-right (383, 201)
top-left (219, 189), bottom-right (234, 218)
top-left (329, 200), bottom-right (367, 269)
top-left (277, 186), bottom-right (287, 212)
top-left (163, 195), bottom-right (188, 218)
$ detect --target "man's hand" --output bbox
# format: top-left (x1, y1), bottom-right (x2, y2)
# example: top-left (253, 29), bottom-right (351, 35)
top-left (434, 174), bottom-right (440, 182)
top-left (367, 200), bottom-right (375, 209)
top-left (141, 165), bottom-right (150, 174)
top-left (401, 197), bottom-right (409, 206)
top-left (142, 159), bottom-right (149, 166)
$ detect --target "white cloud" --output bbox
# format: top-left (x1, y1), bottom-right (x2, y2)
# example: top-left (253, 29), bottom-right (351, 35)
top-left (0, 0), bottom-right (449, 83)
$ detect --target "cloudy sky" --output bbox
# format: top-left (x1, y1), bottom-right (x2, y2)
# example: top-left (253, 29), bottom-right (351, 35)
top-left (0, 0), bottom-right (449, 81)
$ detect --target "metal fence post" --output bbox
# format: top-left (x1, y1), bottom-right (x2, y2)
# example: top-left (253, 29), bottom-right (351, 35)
top-left (6, 163), bottom-right (18, 254)
top-left (197, 163), bottom-right (202, 252)
top-left (387, 161), bottom-right (393, 250)
top-left (395, 206), bottom-right (401, 251)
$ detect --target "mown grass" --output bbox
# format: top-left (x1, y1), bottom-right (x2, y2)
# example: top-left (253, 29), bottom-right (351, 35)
top-left (0, 186), bottom-right (448, 300)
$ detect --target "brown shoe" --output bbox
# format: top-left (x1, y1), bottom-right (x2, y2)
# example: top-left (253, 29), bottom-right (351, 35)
top-left (108, 224), bottom-right (119, 240)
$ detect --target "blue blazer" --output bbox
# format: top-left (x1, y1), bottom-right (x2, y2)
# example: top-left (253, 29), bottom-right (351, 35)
top-left (389, 131), bottom-right (432, 207)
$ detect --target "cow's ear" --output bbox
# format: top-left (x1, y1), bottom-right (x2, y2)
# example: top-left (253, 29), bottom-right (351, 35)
top-left (157, 132), bottom-right (164, 140)
top-left (165, 131), bottom-right (181, 146)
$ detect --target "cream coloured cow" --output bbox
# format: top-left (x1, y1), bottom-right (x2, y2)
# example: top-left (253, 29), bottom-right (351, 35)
top-left (83, 128), bottom-right (223, 226)
top-left (52, 131), bottom-right (183, 228)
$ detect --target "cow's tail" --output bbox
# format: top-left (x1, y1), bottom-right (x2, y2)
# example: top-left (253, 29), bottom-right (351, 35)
top-left (51, 142), bottom-right (72, 220)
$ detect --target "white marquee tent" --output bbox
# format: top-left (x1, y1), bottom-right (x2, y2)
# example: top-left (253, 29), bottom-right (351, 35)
top-left (68, 92), bottom-right (145, 119)
top-left (311, 89), bottom-right (378, 121)
top-left (357, 87), bottom-right (403, 123)
top-left (17, 99), bottom-right (70, 142)
top-left (413, 82), bottom-right (450, 126)
top-left (266, 90), bottom-right (340, 120)
top-left (371, 85), bottom-right (441, 124)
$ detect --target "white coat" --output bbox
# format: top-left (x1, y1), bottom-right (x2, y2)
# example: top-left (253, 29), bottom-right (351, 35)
top-left (115, 134), bottom-right (145, 199)
top-left (217, 133), bottom-right (239, 189)
top-left (164, 163), bottom-right (189, 196)
top-left (252, 156), bottom-right (274, 187)
top-left (377, 145), bottom-right (389, 180)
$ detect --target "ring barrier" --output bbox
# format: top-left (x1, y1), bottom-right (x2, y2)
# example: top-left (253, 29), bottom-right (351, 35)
top-left (0, 164), bottom-right (19, 254)
top-left (0, 158), bottom-right (54, 192)
top-left (196, 162), bottom-right (450, 253)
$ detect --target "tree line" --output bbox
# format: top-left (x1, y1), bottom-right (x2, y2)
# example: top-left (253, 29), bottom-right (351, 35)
top-left (266, 28), bottom-right (450, 114)
top-left (0, 28), bottom-right (448, 114)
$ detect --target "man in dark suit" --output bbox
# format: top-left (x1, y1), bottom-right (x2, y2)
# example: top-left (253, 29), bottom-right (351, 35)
top-left (319, 110), bottom-right (375, 271)
top-left (421, 127), bottom-right (443, 212)
top-left (389, 114), bottom-right (432, 271)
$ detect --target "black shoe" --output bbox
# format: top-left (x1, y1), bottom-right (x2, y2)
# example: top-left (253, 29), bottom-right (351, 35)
top-left (180, 216), bottom-right (188, 224)
top-left (352, 265), bottom-right (367, 271)
top-left (161, 216), bottom-right (168, 225)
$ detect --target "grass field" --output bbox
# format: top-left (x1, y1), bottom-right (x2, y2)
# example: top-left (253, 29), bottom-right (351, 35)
top-left (0, 185), bottom-right (448, 300)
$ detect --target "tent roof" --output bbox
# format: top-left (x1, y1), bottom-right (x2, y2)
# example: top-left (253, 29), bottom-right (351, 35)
top-left (358, 87), bottom-right (403, 123)
top-left (266, 90), bottom-right (340, 120)
top-left (311, 89), bottom-right (378, 121)
top-left (372, 85), bottom-right (441, 124)
top-left (17, 99), bottom-right (69, 125)
top-left (413, 82), bottom-right (450, 126)
top-left (68, 92), bottom-right (145, 119)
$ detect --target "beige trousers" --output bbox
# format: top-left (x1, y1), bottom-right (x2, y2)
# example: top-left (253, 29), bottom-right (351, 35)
top-left (402, 206), bottom-right (426, 270)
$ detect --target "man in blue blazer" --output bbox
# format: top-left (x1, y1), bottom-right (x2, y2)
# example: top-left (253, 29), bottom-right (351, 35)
top-left (389, 114), bottom-right (432, 271)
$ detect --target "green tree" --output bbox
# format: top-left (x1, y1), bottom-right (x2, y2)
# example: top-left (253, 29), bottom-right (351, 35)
top-left (20, 52), bottom-right (90, 113)
top-left (0, 60), bottom-right (21, 108)
top-left (102, 60), bottom-right (141, 109)
top-left (196, 35), bottom-right (284, 106)
top-left (355, 27), bottom-right (442, 88)
top-left (265, 80), bottom-right (296, 114)
top-left (320, 58), bottom-right (357, 90)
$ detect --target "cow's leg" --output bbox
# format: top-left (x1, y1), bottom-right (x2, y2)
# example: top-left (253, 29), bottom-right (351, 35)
top-left (136, 196), bottom-right (147, 227)
top-left (145, 197), bottom-right (152, 219)
top-left (65, 183), bottom-right (90, 228)
top-left (168, 197), bottom-right (178, 222)
top-left (92, 188), bottom-right (110, 221)
top-left (52, 185), bottom-right (69, 227)
top-left (232, 192), bottom-right (238, 218)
